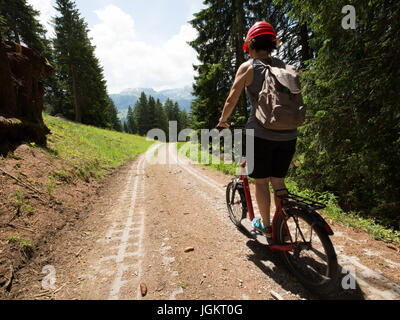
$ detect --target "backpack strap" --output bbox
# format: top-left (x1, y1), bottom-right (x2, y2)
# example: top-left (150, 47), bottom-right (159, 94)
top-left (255, 59), bottom-right (269, 68)
top-left (252, 58), bottom-right (273, 94)
top-left (246, 58), bottom-right (269, 108)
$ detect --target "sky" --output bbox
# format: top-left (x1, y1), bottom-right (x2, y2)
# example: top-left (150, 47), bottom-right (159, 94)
top-left (27, 0), bottom-right (205, 94)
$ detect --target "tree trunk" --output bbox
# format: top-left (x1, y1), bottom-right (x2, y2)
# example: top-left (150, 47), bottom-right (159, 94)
top-left (70, 65), bottom-right (81, 123)
top-left (299, 23), bottom-right (312, 69)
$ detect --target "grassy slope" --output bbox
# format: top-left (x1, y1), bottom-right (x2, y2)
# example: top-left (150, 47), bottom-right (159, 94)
top-left (44, 114), bottom-right (154, 180)
top-left (177, 142), bottom-right (400, 246)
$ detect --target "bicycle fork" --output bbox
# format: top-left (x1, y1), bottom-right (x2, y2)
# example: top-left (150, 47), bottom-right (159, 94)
top-left (240, 159), bottom-right (255, 221)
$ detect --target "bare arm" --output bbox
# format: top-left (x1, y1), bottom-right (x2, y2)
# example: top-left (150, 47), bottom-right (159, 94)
top-left (218, 62), bottom-right (253, 128)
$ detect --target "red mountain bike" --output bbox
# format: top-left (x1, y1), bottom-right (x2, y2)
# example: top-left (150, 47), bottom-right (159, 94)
top-left (224, 130), bottom-right (339, 295)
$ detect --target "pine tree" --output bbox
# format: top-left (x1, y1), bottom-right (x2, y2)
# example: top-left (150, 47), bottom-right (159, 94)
top-left (179, 109), bottom-right (189, 131)
top-left (164, 98), bottom-right (182, 132)
top-left (154, 98), bottom-right (168, 136)
top-left (123, 121), bottom-right (129, 133)
top-left (246, 1), bottom-right (303, 65)
top-left (172, 102), bottom-right (182, 132)
top-left (189, 0), bottom-right (243, 129)
top-left (189, 0), bottom-right (294, 129)
top-left (147, 96), bottom-right (157, 131)
top-left (53, 0), bottom-right (111, 128)
top-left (134, 92), bottom-right (150, 136)
top-left (189, 0), bottom-right (254, 129)
top-left (107, 96), bottom-right (122, 132)
top-left (53, 0), bottom-right (83, 122)
top-left (127, 106), bottom-right (136, 134)
top-left (164, 99), bottom-right (175, 122)
top-left (0, 0), bottom-right (47, 54)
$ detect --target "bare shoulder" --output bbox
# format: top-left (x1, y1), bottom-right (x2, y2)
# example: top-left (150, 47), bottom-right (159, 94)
top-left (239, 61), bottom-right (253, 73)
top-left (235, 61), bottom-right (253, 87)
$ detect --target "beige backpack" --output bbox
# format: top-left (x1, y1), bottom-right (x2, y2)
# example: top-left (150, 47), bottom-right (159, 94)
top-left (248, 60), bottom-right (306, 131)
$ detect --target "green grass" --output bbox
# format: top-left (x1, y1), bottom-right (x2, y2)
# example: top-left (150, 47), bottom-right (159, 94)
top-left (177, 142), bottom-right (400, 246)
top-left (177, 141), bottom-right (251, 179)
top-left (24, 204), bottom-right (34, 216)
top-left (14, 187), bottom-right (24, 208)
top-left (20, 239), bottom-right (34, 256)
top-left (8, 235), bottom-right (21, 244)
top-left (43, 114), bottom-right (154, 180)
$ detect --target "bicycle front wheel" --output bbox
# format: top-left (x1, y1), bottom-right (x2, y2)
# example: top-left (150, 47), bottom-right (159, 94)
top-left (226, 181), bottom-right (247, 227)
top-left (276, 208), bottom-right (339, 296)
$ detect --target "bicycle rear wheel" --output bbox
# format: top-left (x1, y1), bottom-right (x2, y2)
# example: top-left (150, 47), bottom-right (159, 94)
top-left (276, 208), bottom-right (339, 295)
top-left (226, 180), bottom-right (247, 227)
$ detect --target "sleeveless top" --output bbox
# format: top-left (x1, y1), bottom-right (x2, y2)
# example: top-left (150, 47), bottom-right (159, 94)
top-left (245, 58), bottom-right (298, 142)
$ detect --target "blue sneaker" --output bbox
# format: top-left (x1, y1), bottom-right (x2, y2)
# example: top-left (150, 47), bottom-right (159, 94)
top-left (252, 217), bottom-right (272, 238)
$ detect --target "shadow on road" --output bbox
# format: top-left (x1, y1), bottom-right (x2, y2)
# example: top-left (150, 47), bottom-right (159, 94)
top-left (236, 226), bottom-right (366, 300)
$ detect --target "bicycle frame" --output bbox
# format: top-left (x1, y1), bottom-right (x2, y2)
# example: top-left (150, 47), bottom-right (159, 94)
top-left (240, 159), bottom-right (255, 221)
top-left (240, 158), bottom-right (294, 252)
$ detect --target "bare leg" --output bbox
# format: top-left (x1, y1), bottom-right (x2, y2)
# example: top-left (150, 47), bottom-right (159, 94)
top-left (255, 178), bottom-right (271, 227)
top-left (270, 177), bottom-right (288, 204)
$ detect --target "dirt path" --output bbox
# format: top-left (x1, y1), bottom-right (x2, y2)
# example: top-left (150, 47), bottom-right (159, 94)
top-left (51, 143), bottom-right (400, 300)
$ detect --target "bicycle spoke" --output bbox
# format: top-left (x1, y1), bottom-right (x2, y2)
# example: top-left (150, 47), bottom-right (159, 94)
top-left (309, 247), bottom-right (328, 262)
top-left (306, 265), bottom-right (331, 281)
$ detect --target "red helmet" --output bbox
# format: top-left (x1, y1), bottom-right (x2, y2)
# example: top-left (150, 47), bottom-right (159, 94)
top-left (243, 21), bottom-right (277, 53)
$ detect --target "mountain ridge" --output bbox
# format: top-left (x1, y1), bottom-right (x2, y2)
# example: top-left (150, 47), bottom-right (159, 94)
top-left (110, 86), bottom-right (194, 121)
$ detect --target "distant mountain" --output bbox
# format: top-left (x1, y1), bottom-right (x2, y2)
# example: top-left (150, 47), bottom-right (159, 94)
top-left (110, 86), bottom-right (194, 122)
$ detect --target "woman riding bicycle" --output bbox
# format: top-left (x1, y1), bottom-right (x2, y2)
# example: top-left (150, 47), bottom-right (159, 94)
top-left (217, 21), bottom-right (298, 238)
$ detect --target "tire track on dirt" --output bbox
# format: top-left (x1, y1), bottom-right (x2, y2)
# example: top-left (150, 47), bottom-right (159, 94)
top-left (108, 157), bottom-right (145, 300)
top-left (76, 144), bottom-right (160, 300)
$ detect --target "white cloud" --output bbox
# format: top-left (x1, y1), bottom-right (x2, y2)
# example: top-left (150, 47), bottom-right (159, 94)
top-left (27, 0), bottom-right (56, 36)
top-left (89, 5), bottom-right (198, 93)
top-left (27, 2), bottom-right (199, 93)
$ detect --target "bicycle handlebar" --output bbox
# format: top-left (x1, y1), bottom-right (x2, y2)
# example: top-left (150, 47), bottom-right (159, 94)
top-left (216, 123), bottom-right (246, 132)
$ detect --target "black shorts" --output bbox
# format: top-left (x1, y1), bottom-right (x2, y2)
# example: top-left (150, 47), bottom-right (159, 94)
top-left (247, 136), bottom-right (297, 179)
